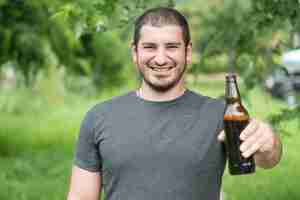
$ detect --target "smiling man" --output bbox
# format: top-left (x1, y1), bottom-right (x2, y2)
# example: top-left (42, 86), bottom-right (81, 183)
top-left (133, 24), bottom-right (191, 95)
top-left (132, 9), bottom-right (192, 100)
top-left (67, 7), bottom-right (282, 200)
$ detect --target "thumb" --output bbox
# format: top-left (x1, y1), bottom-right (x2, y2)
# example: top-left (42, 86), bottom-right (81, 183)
top-left (218, 130), bottom-right (226, 142)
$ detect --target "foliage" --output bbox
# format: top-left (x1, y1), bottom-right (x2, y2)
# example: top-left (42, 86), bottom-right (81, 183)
top-left (53, 0), bottom-right (175, 33)
top-left (0, 0), bottom-right (52, 84)
top-left (181, 0), bottom-right (300, 88)
top-left (0, 0), bottom-right (174, 89)
top-left (180, 0), bottom-right (300, 131)
top-left (268, 106), bottom-right (300, 136)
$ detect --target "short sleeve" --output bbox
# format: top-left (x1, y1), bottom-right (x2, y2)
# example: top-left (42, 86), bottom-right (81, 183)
top-left (216, 99), bottom-right (226, 134)
top-left (74, 110), bottom-right (102, 172)
top-left (216, 114), bottom-right (224, 134)
top-left (215, 99), bottom-right (226, 154)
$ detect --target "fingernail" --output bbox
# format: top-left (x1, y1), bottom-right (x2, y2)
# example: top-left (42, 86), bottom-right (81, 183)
top-left (240, 134), bottom-right (245, 140)
top-left (240, 145), bottom-right (245, 152)
top-left (242, 152), bottom-right (248, 158)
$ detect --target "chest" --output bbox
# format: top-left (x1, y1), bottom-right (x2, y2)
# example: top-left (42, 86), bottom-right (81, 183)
top-left (95, 108), bottom-right (225, 176)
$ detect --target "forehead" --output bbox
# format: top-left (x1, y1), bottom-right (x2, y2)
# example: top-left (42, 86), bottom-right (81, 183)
top-left (139, 25), bottom-right (184, 43)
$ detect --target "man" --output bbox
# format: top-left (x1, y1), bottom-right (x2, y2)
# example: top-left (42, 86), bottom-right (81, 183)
top-left (67, 7), bottom-right (282, 200)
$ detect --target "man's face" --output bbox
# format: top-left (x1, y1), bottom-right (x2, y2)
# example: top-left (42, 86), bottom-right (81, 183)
top-left (132, 25), bottom-right (192, 92)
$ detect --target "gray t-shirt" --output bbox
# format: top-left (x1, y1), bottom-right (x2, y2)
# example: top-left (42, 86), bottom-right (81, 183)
top-left (75, 89), bottom-right (226, 200)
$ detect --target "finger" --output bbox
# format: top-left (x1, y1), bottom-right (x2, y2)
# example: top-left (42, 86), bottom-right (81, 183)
top-left (253, 122), bottom-right (275, 152)
top-left (258, 140), bottom-right (272, 153)
top-left (240, 128), bottom-right (264, 152)
top-left (242, 135), bottom-right (268, 158)
top-left (240, 118), bottom-right (260, 141)
top-left (218, 130), bottom-right (225, 142)
top-left (257, 134), bottom-right (276, 153)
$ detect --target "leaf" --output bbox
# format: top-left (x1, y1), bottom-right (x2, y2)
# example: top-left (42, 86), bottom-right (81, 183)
top-left (0, 0), bottom-right (7, 6)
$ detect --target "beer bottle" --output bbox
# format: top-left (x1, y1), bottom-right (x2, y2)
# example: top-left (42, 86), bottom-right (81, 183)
top-left (224, 73), bottom-right (255, 175)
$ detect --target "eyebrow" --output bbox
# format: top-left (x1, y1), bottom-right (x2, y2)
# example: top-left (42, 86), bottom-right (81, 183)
top-left (141, 42), bottom-right (156, 46)
top-left (166, 42), bottom-right (181, 46)
top-left (141, 42), bottom-right (182, 46)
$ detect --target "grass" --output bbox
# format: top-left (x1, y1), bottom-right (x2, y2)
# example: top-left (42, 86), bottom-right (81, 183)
top-left (0, 78), bottom-right (299, 200)
top-left (223, 135), bottom-right (300, 200)
top-left (0, 149), bottom-right (72, 200)
top-left (0, 88), bottom-right (99, 199)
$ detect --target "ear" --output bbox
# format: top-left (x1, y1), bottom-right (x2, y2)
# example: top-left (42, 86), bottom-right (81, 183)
top-left (131, 43), bottom-right (138, 65)
top-left (186, 42), bottom-right (192, 65)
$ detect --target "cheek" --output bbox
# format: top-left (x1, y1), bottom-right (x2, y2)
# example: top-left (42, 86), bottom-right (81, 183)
top-left (138, 53), bottom-right (154, 64)
top-left (169, 49), bottom-right (186, 59)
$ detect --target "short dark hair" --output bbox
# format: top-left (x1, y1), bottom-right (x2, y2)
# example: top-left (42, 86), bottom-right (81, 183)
top-left (133, 7), bottom-right (191, 47)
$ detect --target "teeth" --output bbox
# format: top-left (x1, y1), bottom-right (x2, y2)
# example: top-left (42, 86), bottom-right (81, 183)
top-left (151, 67), bottom-right (173, 72)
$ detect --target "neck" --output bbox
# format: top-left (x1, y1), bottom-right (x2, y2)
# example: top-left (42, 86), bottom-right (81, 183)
top-left (137, 79), bottom-right (186, 102)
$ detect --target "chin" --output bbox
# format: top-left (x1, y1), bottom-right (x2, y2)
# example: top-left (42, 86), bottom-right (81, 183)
top-left (146, 79), bottom-right (179, 92)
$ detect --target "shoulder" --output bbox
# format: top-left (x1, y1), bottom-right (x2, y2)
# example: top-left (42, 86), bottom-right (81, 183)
top-left (84, 91), bottom-right (135, 122)
top-left (187, 89), bottom-right (225, 112)
top-left (188, 90), bottom-right (225, 132)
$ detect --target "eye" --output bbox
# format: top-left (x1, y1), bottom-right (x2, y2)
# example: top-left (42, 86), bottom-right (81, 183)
top-left (167, 45), bottom-right (179, 49)
top-left (144, 46), bottom-right (154, 49)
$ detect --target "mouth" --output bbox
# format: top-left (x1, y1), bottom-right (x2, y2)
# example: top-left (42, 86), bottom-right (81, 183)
top-left (149, 66), bottom-right (175, 72)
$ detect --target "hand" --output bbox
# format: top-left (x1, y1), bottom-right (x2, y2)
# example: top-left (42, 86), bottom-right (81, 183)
top-left (218, 118), bottom-right (277, 158)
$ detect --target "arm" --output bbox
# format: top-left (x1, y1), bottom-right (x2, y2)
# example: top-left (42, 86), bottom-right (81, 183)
top-left (67, 166), bottom-right (102, 200)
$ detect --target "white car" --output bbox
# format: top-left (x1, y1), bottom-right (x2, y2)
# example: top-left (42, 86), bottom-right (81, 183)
top-left (265, 49), bottom-right (300, 106)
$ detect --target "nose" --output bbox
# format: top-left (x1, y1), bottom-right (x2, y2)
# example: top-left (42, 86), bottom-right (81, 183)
top-left (154, 48), bottom-right (168, 66)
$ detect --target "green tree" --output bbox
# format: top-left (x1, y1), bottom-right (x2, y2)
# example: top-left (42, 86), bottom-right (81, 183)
top-left (0, 0), bottom-right (174, 88)
top-left (180, 0), bottom-right (300, 133)
top-left (181, 0), bottom-right (300, 85)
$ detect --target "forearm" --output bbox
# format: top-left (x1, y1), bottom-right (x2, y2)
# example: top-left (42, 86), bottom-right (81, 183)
top-left (254, 134), bottom-right (282, 169)
top-left (67, 166), bottom-right (102, 200)
top-left (67, 191), bottom-right (101, 200)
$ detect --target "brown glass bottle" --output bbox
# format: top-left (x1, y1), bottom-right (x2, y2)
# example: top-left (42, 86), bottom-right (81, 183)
top-left (224, 74), bottom-right (255, 175)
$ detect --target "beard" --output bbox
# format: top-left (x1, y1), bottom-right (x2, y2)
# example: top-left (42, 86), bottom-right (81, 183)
top-left (138, 59), bottom-right (187, 92)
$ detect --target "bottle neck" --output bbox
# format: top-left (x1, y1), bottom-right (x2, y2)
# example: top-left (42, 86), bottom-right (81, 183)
top-left (225, 75), bottom-right (241, 104)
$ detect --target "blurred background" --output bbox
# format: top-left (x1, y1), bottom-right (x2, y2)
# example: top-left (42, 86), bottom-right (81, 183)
top-left (0, 0), bottom-right (300, 199)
